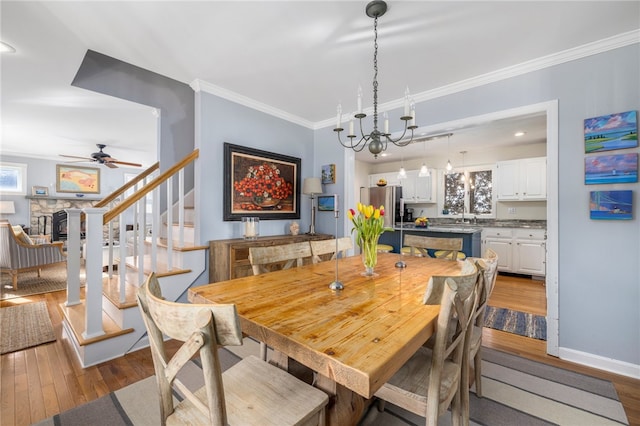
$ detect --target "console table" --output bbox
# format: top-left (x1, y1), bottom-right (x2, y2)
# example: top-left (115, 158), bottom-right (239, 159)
top-left (209, 233), bottom-right (333, 282)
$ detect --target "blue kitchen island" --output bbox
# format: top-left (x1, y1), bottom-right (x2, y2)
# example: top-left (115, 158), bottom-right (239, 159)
top-left (379, 225), bottom-right (482, 258)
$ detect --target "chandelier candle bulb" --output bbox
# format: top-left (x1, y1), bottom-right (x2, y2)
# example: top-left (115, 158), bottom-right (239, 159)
top-left (349, 119), bottom-right (355, 137)
top-left (404, 87), bottom-right (411, 116)
top-left (357, 85), bottom-right (363, 113)
top-left (336, 104), bottom-right (342, 129)
top-left (384, 112), bottom-right (389, 134)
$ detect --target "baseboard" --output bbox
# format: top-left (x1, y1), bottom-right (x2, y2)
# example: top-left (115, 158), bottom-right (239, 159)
top-left (559, 347), bottom-right (640, 379)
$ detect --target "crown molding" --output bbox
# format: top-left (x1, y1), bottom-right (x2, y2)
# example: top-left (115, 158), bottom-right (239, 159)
top-left (191, 79), bottom-right (315, 129)
top-left (191, 30), bottom-right (638, 131)
top-left (314, 29), bottom-right (639, 130)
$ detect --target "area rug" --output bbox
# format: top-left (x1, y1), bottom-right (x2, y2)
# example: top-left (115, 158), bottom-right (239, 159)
top-left (483, 305), bottom-right (547, 340)
top-left (33, 344), bottom-right (628, 426)
top-left (0, 264), bottom-right (85, 300)
top-left (0, 301), bottom-right (56, 354)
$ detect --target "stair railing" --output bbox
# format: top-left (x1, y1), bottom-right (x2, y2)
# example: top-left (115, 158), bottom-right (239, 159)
top-left (65, 150), bottom-right (198, 339)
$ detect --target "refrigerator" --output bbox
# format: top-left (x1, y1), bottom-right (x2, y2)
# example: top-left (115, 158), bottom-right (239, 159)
top-left (364, 185), bottom-right (403, 228)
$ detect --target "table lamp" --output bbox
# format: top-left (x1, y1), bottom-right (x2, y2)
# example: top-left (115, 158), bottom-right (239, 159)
top-left (0, 200), bottom-right (16, 216)
top-left (303, 177), bottom-right (323, 235)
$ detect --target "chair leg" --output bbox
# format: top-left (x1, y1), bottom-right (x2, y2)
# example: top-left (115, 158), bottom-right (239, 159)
top-left (11, 272), bottom-right (18, 290)
top-left (474, 348), bottom-right (482, 397)
top-left (376, 398), bottom-right (386, 412)
top-left (37, 268), bottom-right (42, 277)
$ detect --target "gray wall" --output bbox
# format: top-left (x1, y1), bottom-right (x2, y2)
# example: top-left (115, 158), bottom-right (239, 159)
top-left (0, 154), bottom-right (138, 226)
top-left (196, 91), bottom-right (316, 241)
top-left (71, 50), bottom-right (194, 202)
top-left (314, 44), bottom-right (639, 366)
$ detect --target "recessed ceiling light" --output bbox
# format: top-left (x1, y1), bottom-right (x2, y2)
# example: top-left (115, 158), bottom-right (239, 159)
top-left (514, 131), bottom-right (526, 137)
top-left (0, 41), bottom-right (16, 53)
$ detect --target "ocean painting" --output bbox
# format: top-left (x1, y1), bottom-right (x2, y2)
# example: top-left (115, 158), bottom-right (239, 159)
top-left (585, 153), bottom-right (638, 185)
top-left (584, 110), bottom-right (637, 153)
top-left (590, 190), bottom-right (632, 220)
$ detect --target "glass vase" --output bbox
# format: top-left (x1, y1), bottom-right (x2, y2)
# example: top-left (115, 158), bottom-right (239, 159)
top-left (360, 234), bottom-right (380, 276)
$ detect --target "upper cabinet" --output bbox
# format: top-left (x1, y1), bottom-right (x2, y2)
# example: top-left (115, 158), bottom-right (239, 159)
top-left (368, 172), bottom-right (401, 188)
top-left (369, 170), bottom-right (436, 203)
top-left (496, 157), bottom-right (547, 201)
top-left (402, 170), bottom-right (436, 203)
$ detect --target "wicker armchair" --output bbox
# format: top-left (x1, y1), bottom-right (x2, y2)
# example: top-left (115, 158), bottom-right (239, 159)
top-left (0, 222), bottom-right (66, 290)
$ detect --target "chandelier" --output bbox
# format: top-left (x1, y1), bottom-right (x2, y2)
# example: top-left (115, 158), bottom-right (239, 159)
top-left (334, 0), bottom-right (417, 159)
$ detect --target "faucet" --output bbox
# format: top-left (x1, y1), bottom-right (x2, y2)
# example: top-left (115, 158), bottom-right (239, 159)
top-left (472, 215), bottom-right (477, 225)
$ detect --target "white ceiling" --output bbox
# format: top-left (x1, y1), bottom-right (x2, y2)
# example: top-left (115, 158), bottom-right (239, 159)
top-left (1, 1), bottom-right (639, 167)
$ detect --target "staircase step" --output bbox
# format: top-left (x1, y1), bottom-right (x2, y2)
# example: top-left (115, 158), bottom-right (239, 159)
top-left (58, 302), bottom-right (134, 346)
top-left (124, 255), bottom-right (192, 277)
top-left (145, 238), bottom-right (208, 252)
top-left (102, 274), bottom-right (138, 309)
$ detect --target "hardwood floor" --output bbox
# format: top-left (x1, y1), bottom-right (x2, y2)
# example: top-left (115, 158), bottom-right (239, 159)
top-left (1, 274), bottom-right (639, 426)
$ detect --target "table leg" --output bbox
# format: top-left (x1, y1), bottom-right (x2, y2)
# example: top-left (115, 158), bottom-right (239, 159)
top-left (314, 373), bottom-right (366, 426)
top-left (269, 351), bottom-right (314, 385)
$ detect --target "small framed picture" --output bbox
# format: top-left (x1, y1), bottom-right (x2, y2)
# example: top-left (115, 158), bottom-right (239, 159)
top-left (590, 190), bottom-right (632, 220)
top-left (321, 164), bottom-right (336, 184)
top-left (318, 195), bottom-right (336, 211)
top-left (31, 185), bottom-right (49, 197)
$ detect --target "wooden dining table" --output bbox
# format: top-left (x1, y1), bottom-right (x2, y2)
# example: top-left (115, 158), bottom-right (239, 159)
top-left (188, 252), bottom-right (463, 426)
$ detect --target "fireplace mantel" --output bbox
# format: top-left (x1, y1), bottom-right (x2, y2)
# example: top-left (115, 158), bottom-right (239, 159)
top-left (26, 195), bottom-right (102, 202)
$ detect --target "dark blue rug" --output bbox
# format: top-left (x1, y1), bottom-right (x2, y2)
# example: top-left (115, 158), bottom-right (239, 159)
top-left (483, 306), bottom-right (547, 340)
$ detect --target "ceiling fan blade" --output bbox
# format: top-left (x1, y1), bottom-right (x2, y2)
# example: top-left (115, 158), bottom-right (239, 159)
top-left (109, 159), bottom-right (142, 167)
top-left (60, 154), bottom-right (94, 161)
top-left (104, 162), bottom-right (118, 169)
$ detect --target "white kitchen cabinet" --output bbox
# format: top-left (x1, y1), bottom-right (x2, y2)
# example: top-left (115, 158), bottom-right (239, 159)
top-left (482, 228), bottom-right (513, 272)
top-left (368, 172), bottom-right (401, 188)
top-left (496, 157), bottom-right (546, 201)
top-left (482, 227), bottom-right (546, 277)
top-left (399, 170), bottom-right (435, 203)
top-left (513, 229), bottom-right (546, 276)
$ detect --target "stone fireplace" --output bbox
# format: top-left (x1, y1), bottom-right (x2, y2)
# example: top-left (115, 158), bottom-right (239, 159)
top-left (27, 196), bottom-right (116, 241)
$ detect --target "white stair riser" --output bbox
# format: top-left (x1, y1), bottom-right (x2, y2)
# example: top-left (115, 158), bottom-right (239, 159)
top-left (65, 248), bottom-right (206, 367)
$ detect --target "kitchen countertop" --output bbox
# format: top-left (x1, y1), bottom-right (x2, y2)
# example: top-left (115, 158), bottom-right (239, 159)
top-left (394, 224), bottom-right (481, 233)
top-left (395, 219), bottom-right (546, 231)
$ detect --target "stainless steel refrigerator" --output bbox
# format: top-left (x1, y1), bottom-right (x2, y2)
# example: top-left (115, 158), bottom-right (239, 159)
top-left (366, 186), bottom-right (403, 228)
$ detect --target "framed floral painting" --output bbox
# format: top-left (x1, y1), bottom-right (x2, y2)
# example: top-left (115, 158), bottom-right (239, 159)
top-left (223, 143), bottom-right (301, 221)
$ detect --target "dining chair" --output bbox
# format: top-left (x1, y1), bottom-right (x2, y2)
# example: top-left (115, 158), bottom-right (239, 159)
top-left (249, 241), bottom-right (312, 360)
top-left (248, 241), bottom-right (312, 275)
top-left (375, 261), bottom-right (480, 426)
top-left (310, 237), bottom-right (352, 263)
top-left (466, 248), bottom-right (499, 399)
top-left (137, 273), bottom-right (328, 426)
top-left (403, 234), bottom-right (464, 260)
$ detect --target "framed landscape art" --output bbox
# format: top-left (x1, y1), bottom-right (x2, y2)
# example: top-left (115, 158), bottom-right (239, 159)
top-left (321, 164), bottom-right (336, 184)
top-left (56, 165), bottom-right (100, 194)
top-left (223, 143), bottom-right (300, 221)
top-left (584, 110), bottom-right (638, 153)
top-left (584, 153), bottom-right (638, 185)
top-left (317, 195), bottom-right (336, 211)
top-left (590, 190), bottom-right (632, 220)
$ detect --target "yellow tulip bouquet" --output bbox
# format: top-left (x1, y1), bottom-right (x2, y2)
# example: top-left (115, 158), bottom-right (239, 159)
top-left (347, 203), bottom-right (393, 274)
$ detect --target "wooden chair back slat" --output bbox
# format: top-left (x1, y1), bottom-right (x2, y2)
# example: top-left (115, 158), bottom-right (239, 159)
top-left (248, 241), bottom-right (312, 275)
top-left (310, 237), bottom-right (353, 263)
top-left (404, 234), bottom-right (463, 260)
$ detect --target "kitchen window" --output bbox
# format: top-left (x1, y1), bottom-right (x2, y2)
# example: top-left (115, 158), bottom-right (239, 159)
top-left (443, 168), bottom-right (493, 216)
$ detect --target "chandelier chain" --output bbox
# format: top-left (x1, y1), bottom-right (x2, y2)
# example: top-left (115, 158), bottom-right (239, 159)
top-left (333, 0), bottom-right (417, 158)
top-left (373, 15), bottom-right (379, 133)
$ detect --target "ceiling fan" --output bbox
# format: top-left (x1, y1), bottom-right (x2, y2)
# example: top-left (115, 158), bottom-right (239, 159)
top-left (60, 144), bottom-right (142, 168)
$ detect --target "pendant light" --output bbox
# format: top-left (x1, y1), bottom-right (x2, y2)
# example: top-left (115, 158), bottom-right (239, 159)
top-left (418, 140), bottom-right (430, 177)
top-left (446, 134), bottom-right (453, 171)
top-left (460, 151), bottom-right (467, 181)
top-left (398, 156), bottom-right (407, 180)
